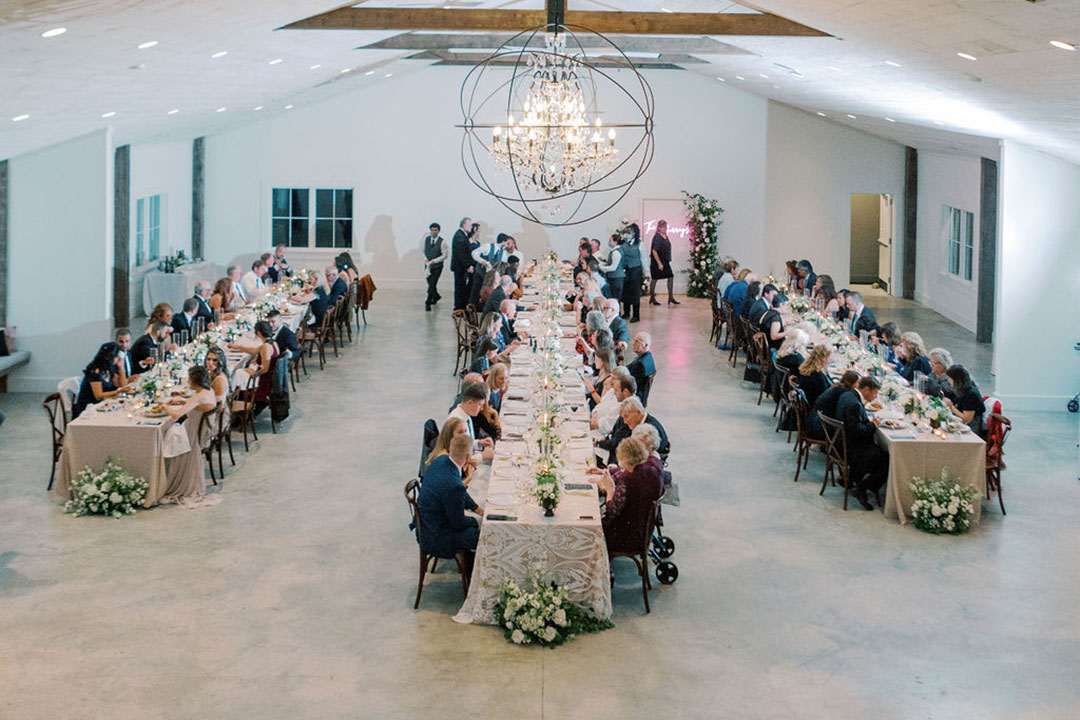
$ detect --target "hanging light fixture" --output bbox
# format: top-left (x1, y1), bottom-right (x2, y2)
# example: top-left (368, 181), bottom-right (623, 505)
top-left (459, 23), bottom-right (654, 227)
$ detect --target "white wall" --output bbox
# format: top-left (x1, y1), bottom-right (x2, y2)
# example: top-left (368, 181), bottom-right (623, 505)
top-left (915, 151), bottom-right (981, 332)
top-left (763, 102), bottom-right (907, 289)
top-left (7, 130), bottom-right (112, 392)
top-left (203, 66), bottom-right (769, 288)
top-left (994, 141), bottom-right (1080, 410)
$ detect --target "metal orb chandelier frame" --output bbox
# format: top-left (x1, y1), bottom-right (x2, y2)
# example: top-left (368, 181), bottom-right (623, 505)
top-left (459, 23), bottom-right (655, 227)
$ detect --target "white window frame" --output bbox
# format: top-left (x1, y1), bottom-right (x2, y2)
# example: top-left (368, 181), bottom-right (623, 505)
top-left (134, 193), bottom-right (166, 268)
top-left (943, 204), bottom-right (975, 284)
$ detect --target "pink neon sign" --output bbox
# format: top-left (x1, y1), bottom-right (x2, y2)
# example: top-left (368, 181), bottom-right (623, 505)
top-left (643, 219), bottom-right (691, 241)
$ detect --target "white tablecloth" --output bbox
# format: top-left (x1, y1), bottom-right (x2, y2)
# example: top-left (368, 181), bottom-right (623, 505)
top-left (453, 289), bottom-right (612, 624)
top-left (142, 262), bottom-right (221, 313)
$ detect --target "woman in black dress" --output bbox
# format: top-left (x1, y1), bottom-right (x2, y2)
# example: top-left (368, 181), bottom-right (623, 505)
top-left (944, 364), bottom-right (986, 437)
top-left (72, 342), bottom-right (131, 419)
top-left (648, 220), bottom-right (678, 305)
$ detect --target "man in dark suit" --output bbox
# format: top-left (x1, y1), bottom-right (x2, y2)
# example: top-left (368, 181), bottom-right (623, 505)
top-left (416, 435), bottom-right (483, 561)
top-left (597, 396), bottom-right (669, 467)
top-left (602, 298), bottom-right (629, 352)
top-left (266, 310), bottom-right (300, 359)
top-left (170, 298), bottom-right (198, 342)
top-left (450, 217), bottom-right (475, 310)
top-left (326, 265), bottom-right (348, 304)
top-left (797, 260), bottom-right (816, 295)
top-left (751, 284), bottom-right (777, 329)
top-left (846, 292), bottom-right (878, 336)
top-left (626, 332), bottom-right (656, 400)
top-left (835, 375), bottom-right (888, 510)
top-left (192, 282), bottom-right (215, 326)
top-left (115, 328), bottom-right (134, 379)
top-left (130, 322), bottom-right (170, 375)
top-left (498, 299), bottom-right (521, 346)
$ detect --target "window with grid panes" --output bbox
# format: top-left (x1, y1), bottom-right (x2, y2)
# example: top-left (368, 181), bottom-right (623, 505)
top-left (945, 205), bottom-right (975, 281)
top-left (271, 188), bottom-right (310, 248)
top-left (314, 189), bottom-right (353, 248)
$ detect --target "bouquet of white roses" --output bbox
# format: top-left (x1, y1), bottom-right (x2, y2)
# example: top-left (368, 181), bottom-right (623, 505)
top-left (494, 573), bottom-right (613, 647)
top-left (533, 466), bottom-right (561, 515)
top-left (909, 468), bottom-right (978, 534)
top-left (64, 460), bottom-right (149, 518)
top-left (137, 373), bottom-right (164, 401)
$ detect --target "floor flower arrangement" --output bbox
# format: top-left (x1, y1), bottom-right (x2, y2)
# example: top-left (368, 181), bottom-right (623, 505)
top-left (494, 574), bottom-right (613, 647)
top-left (909, 468), bottom-right (978, 534)
top-left (64, 459), bottom-right (148, 518)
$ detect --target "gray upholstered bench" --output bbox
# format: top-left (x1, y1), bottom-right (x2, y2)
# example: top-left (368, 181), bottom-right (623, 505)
top-left (0, 350), bottom-right (31, 392)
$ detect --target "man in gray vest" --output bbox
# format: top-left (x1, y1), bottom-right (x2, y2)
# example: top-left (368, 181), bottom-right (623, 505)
top-left (598, 233), bottom-right (626, 310)
top-left (621, 222), bottom-right (644, 323)
top-left (423, 222), bottom-right (447, 311)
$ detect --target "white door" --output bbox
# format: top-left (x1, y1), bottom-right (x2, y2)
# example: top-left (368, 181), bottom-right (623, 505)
top-left (877, 194), bottom-right (893, 293)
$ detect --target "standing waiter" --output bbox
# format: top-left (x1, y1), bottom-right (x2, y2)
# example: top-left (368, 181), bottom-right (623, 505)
top-left (451, 217), bottom-right (475, 311)
top-left (423, 222), bottom-right (447, 311)
top-left (621, 222), bottom-right (644, 323)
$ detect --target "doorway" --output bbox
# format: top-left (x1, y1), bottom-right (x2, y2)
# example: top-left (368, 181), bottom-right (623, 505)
top-left (849, 193), bottom-right (893, 292)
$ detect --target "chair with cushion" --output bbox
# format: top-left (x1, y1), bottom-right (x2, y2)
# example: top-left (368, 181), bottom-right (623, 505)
top-left (404, 478), bottom-right (470, 609)
top-left (42, 392), bottom-right (68, 490)
top-left (607, 499), bottom-right (663, 614)
top-left (818, 414), bottom-right (853, 510)
top-left (984, 413), bottom-right (1012, 515)
top-left (790, 389), bottom-right (827, 483)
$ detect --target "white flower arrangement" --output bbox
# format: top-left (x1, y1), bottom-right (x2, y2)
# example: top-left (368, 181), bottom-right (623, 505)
top-left (533, 464), bottom-right (561, 515)
top-left (494, 573), bottom-right (612, 647)
top-left (64, 459), bottom-right (149, 518)
top-left (136, 373), bottom-right (165, 401)
top-left (909, 468), bottom-right (978, 534)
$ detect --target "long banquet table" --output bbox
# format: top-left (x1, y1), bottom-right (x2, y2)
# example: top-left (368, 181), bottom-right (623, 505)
top-left (453, 277), bottom-right (613, 624)
top-left (54, 295), bottom-right (309, 507)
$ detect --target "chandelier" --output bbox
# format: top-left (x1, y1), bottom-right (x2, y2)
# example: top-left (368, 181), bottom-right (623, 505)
top-left (460, 24), bottom-right (655, 227)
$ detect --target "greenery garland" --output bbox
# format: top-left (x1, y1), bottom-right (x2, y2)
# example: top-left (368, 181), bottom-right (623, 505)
top-left (682, 190), bottom-right (724, 299)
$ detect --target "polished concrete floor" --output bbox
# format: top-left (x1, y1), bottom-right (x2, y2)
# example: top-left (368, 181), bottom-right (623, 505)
top-left (1, 288), bottom-right (1078, 720)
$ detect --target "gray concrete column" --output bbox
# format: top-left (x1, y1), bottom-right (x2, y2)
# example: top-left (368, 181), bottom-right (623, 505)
top-left (0, 160), bottom-right (8, 327)
top-left (113, 145), bottom-right (130, 329)
top-left (901, 146), bottom-right (917, 300)
top-left (192, 137), bottom-right (204, 259)
top-left (976, 157), bottom-right (998, 344)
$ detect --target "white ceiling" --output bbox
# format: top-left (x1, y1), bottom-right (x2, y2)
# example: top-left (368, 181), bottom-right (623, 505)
top-left (2, 0), bottom-right (1079, 162)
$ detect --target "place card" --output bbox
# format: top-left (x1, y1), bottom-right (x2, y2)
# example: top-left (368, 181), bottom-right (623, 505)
top-left (486, 514), bottom-right (518, 522)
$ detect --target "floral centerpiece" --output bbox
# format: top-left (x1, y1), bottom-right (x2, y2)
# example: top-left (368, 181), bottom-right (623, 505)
top-left (494, 573), bottom-right (613, 647)
top-left (533, 462), bottom-right (561, 516)
top-left (136, 372), bottom-right (165, 401)
top-left (64, 460), bottom-right (149, 518)
top-left (682, 190), bottom-right (724, 299)
top-left (788, 293), bottom-right (812, 313)
top-left (909, 468), bottom-right (979, 534)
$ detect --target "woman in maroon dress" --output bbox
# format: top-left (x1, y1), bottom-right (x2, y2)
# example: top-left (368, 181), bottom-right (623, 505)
top-left (589, 437), bottom-right (664, 552)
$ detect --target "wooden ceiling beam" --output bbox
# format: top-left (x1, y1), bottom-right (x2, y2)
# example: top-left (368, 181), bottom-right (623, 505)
top-left (279, 7), bottom-right (830, 37)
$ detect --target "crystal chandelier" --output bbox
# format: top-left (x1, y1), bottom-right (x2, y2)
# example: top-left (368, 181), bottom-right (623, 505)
top-left (459, 24), bottom-right (654, 227)
top-left (490, 33), bottom-right (617, 195)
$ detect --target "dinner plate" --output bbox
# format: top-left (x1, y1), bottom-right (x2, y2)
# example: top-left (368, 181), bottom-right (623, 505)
top-left (487, 494), bottom-right (519, 508)
top-left (143, 409), bottom-right (169, 418)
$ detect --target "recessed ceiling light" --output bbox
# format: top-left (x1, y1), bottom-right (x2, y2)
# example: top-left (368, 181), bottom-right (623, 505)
top-left (759, 73), bottom-right (769, 79)
top-left (932, 120), bottom-right (946, 125)
top-left (828, 66), bottom-right (842, 72)
top-left (816, 111), bottom-right (826, 117)
top-left (1050, 40), bottom-right (1077, 51)
top-left (364, 70), bottom-right (375, 76)
top-left (341, 68), bottom-right (351, 74)
top-left (884, 60), bottom-right (902, 67)
top-left (268, 58), bottom-right (283, 65)
top-left (216, 107), bottom-right (227, 113)
top-left (137, 40), bottom-right (158, 50)
top-left (254, 106), bottom-right (264, 111)
top-left (101, 111), bottom-right (116, 118)
top-left (11, 114), bottom-right (30, 122)
top-left (310, 64), bottom-right (321, 70)
top-left (284, 104), bottom-right (294, 110)
top-left (885, 117), bottom-right (896, 122)
top-left (211, 51), bottom-right (228, 59)
top-left (956, 52), bottom-right (977, 61)
top-left (716, 77), bottom-right (725, 82)
top-left (41, 28), bottom-right (66, 38)
top-left (846, 114), bottom-right (857, 119)
top-left (167, 109), bottom-right (180, 115)
top-left (661, 7), bottom-right (673, 12)
top-left (735, 75), bottom-right (745, 80)
top-left (385, 72), bottom-right (393, 77)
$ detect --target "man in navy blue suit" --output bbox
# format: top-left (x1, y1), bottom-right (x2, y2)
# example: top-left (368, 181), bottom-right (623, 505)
top-left (626, 331), bottom-right (656, 402)
top-left (417, 435), bottom-right (483, 560)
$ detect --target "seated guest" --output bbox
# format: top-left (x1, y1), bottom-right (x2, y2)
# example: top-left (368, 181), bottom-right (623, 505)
top-left (470, 337), bottom-right (499, 375)
top-left (72, 342), bottom-right (132, 418)
top-left (597, 396), bottom-right (670, 466)
top-left (584, 347), bottom-right (616, 411)
top-left (592, 368), bottom-right (636, 434)
top-left (209, 277), bottom-right (238, 318)
top-left (230, 321), bottom-right (278, 413)
top-left (448, 380), bottom-right (495, 461)
top-left (115, 328), bottom-right (134, 378)
top-left (202, 346), bottom-right (231, 430)
top-left (602, 298), bottom-right (629, 353)
top-left (724, 268), bottom-right (752, 309)
top-left (796, 344), bottom-right (833, 409)
top-left (486, 362), bottom-right (508, 413)
top-left (845, 292), bottom-right (877, 336)
top-left (835, 289), bottom-right (850, 322)
top-left (809, 369), bottom-right (860, 440)
top-left (625, 332), bottom-right (655, 403)
top-left (268, 244), bottom-right (291, 283)
top-left (326, 264), bottom-right (349, 303)
top-left (483, 272), bottom-right (510, 316)
top-left (241, 260), bottom-right (268, 299)
top-left (266, 310), bottom-right (300, 360)
top-left (739, 281), bottom-right (762, 320)
top-left (259, 252), bottom-right (275, 283)
top-left (587, 328), bottom-right (613, 374)
top-left (750, 283), bottom-right (776, 328)
top-left (943, 364), bottom-right (986, 436)
top-left (714, 258), bottom-right (739, 305)
top-left (498, 299), bottom-right (524, 346)
top-left (587, 256), bottom-right (610, 297)
top-left (760, 293), bottom-right (788, 350)
top-left (479, 311), bottom-right (520, 359)
top-left (192, 282), bottom-right (215, 326)
top-left (576, 310), bottom-right (607, 360)
top-left (773, 328), bottom-right (809, 396)
top-left (796, 259), bottom-right (816, 293)
top-left (925, 348), bottom-right (954, 399)
top-left (478, 266), bottom-right (501, 308)
top-left (336, 253), bottom-right (359, 284)
top-left (147, 302), bottom-right (173, 335)
top-left (227, 264), bottom-right (248, 306)
top-left (170, 298), bottom-right (199, 341)
top-left (425, 417), bottom-right (478, 486)
top-left (785, 260), bottom-right (800, 288)
top-left (896, 331), bottom-right (931, 382)
top-left (416, 434), bottom-right (483, 562)
top-left (874, 322), bottom-right (901, 365)
top-left (160, 365), bottom-right (221, 508)
top-left (814, 278), bottom-right (840, 317)
top-left (130, 322), bottom-right (171, 375)
top-left (587, 437), bottom-right (663, 551)
top-left (835, 376), bottom-right (889, 510)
